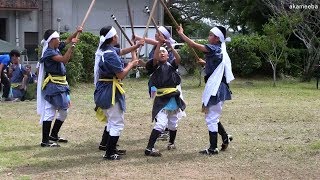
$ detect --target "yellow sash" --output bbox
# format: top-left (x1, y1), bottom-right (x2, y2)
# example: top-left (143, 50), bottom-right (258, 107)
top-left (42, 74), bottom-right (68, 89)
top-left (99, 77), bottom-right (125, 105)
top-left (11, 83), bottom-right (20, 88)
top-left (96, 107), bottom-right (107, 122)
top-left (156, 88), bottom-right (177, 97)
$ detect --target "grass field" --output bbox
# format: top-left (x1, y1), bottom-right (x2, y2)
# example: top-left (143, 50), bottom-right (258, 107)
top-left (1, 76), bottom-right (320, 179)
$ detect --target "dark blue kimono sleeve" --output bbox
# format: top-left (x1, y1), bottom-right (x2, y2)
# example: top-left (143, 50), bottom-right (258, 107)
top-left (103, 52), bottom-right (123, 74)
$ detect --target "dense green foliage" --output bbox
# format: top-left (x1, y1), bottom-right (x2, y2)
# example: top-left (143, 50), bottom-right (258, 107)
top-left (74, 32), bottom-right (99, 82)
top-left (165, 0), bottom-right (318, 81)
top-left (60, 32), bottom-right (99, 85)
top-left (227, 34), bottom-right (262, 77)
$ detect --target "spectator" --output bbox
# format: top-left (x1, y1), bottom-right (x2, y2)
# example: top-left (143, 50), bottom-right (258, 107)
top-left (8, 50), bottom-right (29, 101)
top-left (0, 50), bottom-right (20, 102)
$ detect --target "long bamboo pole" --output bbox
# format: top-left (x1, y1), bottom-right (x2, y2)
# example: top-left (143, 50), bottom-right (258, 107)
top-left (75, 0), bottom-right (96, 39)
top-left (158, 0), bottom-right (199, 59)
top-left (137, 0), bottom-right (159, 57)
top-left (126, 0), bottom-right (135, 39)
top-left (145, 6), bottom-right (160, 34)
top-left (111, 14), bottom-right (133, 46)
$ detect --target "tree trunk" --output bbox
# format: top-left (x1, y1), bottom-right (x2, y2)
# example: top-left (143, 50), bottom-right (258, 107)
top-left (272, 65), bottom-right (277, 87)
top-left (270, 61), bottom-right (277, 87)
top-left (301, 49), bottom-right (320, 82)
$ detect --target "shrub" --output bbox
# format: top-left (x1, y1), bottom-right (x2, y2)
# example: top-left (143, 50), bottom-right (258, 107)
top-left (61, 32), bottom-right (98, 83)
top-left (63, 47), bottom-right (84, 86)
top-left (227, 34), bottom-right (262, 77)
top-left (75, 32), bottom-right (99, 82)
top-left (37, 35), bottom-right (84, 86)
top-left (179, 40), bottom-right (206, 75)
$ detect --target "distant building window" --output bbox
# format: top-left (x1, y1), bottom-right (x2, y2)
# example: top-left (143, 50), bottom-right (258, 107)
top-left (0, 18), bottom-right (6, 40)
top-left (24, 32), bottom-right (38, 61)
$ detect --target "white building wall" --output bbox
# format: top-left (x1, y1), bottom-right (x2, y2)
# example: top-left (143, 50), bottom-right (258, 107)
top-left (19, 11), bottom-right (38, 46)
top-left (0, 11), bottom-right (16, 42)
top-left (1, 0), bottom-right (164, 63)
top-left (52, 0), bottom-right (162, 35)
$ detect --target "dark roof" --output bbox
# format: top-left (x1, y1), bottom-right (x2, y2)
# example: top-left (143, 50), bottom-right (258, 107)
top-left (0, 39), bottom-right (25, 55)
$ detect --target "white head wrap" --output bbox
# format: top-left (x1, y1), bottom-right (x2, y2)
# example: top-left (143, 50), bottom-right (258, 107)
top-left (159, 46), bottom-right (168, 53)
top-left (210, 27), bottom-right (231, 43)
top-left (40, 31), bottom-right (60, 57)
top-left (158, 26), bottom-right (176, 45)
top-left (37, 31), bottom-right (60, 123)
top-left (94, 27), bottom-right (117, 85)
top-left (202, 27), bottom-right (235, 106)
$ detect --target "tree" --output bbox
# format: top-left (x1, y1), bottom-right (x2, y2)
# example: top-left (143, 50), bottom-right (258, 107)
top-left (263, 0), bottom-right (320, 81)
top-left (227, 34), bottom-right (263, 77)
top-left (166, 0), bottom-right (271, 33)
top-left (260, 16), bottom-right (292, 86)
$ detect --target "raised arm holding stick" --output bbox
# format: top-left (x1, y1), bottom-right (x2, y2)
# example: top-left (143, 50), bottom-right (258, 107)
top-left (137, 0), bottom-right (159, 57)
top-left (126, 0), bottom-right (136, 40)
top-left (158, 0), bottom-right (200, 62)
top-left (111, 14), bottom-right (133, 46)
top-left (145, 6), bottom-right (161, 34)
top-left (75, 0), bottom-right (96, 40)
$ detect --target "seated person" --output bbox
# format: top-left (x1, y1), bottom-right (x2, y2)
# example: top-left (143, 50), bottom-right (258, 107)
top-left (26, 65), bottom-right (37, 84)
top-left (0, 50), bottom-right (20, 101)
top-left (25, 65), bottom-right (37, 100)
top-left (8, 50), bottom-right (29, 101)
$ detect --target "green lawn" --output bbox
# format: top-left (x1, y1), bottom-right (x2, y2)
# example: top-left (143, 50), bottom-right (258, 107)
top-left (1, 76), bottom-right (320, 179)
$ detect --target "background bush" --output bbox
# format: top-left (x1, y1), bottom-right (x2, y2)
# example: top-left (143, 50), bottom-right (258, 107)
top-left (227, 34), bottom-right (263, 77)
top-left (179, 34), bottom-right (308, 79)
top-left (179, 40), bottom-right (206, 75)
top-left (38, 33), bottom-right (85, 86)
top-left (74, 32), bottom-right (99, 82)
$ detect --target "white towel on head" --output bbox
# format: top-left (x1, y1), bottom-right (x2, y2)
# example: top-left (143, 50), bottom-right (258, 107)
top-left (202, 42), bottom-right (234, 106)
top-left (37, 31), bottom-right (60, 124)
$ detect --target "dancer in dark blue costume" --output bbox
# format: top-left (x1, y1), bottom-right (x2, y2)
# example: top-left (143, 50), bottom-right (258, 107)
top-left (144, 34), bottom-right (186, 157)
top-left (177, 25), bottom-right (234, 155)
top-left (94, 26), bottom-right (144, 160)
top-left (37, 27), bottom-right (82, 147)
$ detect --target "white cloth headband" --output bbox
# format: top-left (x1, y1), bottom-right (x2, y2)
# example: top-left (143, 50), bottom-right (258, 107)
top-left (41, 31), bottom-right (60, 57)
top-left (37, 30), bottom-right (59, 124)
top-left (99, 26), bottom-right (117, 44)
top-left (210, 27), bottom-right (231, 42)
top-left (160, 46), bottom-right (168, 53)
top-left (158, 26), bottom-right (176, 45)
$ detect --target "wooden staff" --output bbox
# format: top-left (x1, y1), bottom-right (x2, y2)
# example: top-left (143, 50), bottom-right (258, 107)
top-left (126, 0), bottom-right (135, 39)
top-left (144, 6), bottom-right (160, 34)
top-left (159, 0), bottom-right (199, 59)
top-left (75, 0), bottom-right (96, 39)
top-left (111, 14), bottom-right (133, 46)
top-left (137, 0), bottom-right (158, 56)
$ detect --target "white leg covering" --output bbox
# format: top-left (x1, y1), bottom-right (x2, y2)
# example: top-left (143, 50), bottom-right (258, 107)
top-left (43, 100), bottom-right (56, 122)
top-left (167, 111), bottom-right (179, 131)
top-left (154, 109), bottom-right (169, 132)
top-left (103, 102), bottom-right (124, 136)
top-left (205, 101), bottom-right (224, 132)
top-left (56, 109), bottom-right (68, 121)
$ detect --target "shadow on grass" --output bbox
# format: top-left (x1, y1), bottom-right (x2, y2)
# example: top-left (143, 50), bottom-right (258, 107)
top-left (181, 85), bottom-right (202, 90)
top-left (3, 138), bottom-right (201, 176)
top-left (120, 137), bottom-right (149, 147)
top-left (2, 140), bottom-right (102, 174)
top-left (0, 145), bottom-right (39, 153)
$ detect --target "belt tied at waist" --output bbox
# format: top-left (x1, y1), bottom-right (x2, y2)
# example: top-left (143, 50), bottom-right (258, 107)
top-left (156, 87), bottom-right (177, 97)
top-left (99, 77), bottom-right (125, 105)
top-left (11, 83), bottom-right (21, 88)
top-left (42, 74), bottom-right (68, 89)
